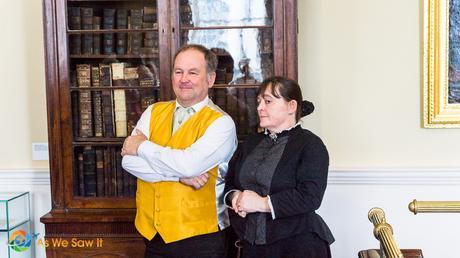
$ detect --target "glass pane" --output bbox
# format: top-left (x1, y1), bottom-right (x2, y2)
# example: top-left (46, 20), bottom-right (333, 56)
top-left (67, 2), bottom-right (159, 57)
top-left (66, 2), bottom-right (160, 201)
top-left (180, 0), bottom-right (273, 27)
top-left (70, 64), bottom-right (159, 139)
top-left (73, 145), bottom-right (138, 198)
top-left (182, 28), bottom-right (274, 84)
top-left (209, 87), bottom-right (259, 138)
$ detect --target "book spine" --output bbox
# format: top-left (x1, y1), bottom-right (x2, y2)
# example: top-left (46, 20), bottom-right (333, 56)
top-left (83, 146), bottom-right (97, 197)
top-left (76, 64), bottom-right (93, 137)
top-left (77, 152), bottom-right (85, 196)
top-left (102, 9), bottom-right (116, 54)
top-left (114, 89), bottom-right (128, 137)
top-left (116, 9), bottom-right (128, 55)
top-left (226, 87), bottom-right (238, 126)
top-left (137, 64), bottom-right (156, 87)
top-left (111, 63), bottom-right (127, 137)
top-left (99, 64), bottom-right (114, 137)
top-left (245, 88), bottom-right (258, 134)
top-left (129, 9), bottom-right (143, 55)
top-left (103, 148), bottom-right (111, 196)
top-left (125, 89), bottom-right (142, 135)
top-left (96, 148), bottom-right (104, 197)
top-left (93, 16), bottom-right (101, 55)
top-left (91, 66), bottom-right (103, 137)
top-left (237, 89), bottom-right (248, 135)
top-left (71, 90), bottom-right (79, 138)
top-left (68, 7), bottom-right (81, 55)
top-left (116, 149), bottom-right (123, 196)
top-left (81, 8), bottom-right (93, 55)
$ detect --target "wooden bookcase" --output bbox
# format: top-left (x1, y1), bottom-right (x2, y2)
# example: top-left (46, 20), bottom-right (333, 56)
top-left (41, 0), bottom-right (297, 257)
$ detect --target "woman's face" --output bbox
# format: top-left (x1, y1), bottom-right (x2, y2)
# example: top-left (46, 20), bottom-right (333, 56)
top-left (257, 84), bottom-right (297, 132)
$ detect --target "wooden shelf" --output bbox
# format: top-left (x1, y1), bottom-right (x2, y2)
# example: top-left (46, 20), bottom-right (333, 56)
top-left (70, 54), bottom-right (158, 59)
top-left (70, 86), bottom-right (159, 90)
top-left (180, 25), bottom-right (273, 30)
top-left (68, 28), bottom-right (158, 34)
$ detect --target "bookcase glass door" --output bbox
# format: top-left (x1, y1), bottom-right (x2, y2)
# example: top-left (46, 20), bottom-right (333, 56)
top-left (66, 0), bottom-right (161, 202)
top-left (178, 0), bottom-right (274, 138)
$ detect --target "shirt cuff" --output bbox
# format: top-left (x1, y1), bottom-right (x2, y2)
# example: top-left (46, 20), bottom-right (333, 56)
top-left (224, 189), bottom-right (240, 209)
top-left (267, 195), bottom-right (276, 219)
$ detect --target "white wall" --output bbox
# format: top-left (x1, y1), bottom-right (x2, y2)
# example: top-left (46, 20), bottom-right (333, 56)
top-left (1, 0), bottom-right (460, 257)
top-left (299, 0), bottom-right (460, 167)
top-left (0, 0), bottom-right (48, 170)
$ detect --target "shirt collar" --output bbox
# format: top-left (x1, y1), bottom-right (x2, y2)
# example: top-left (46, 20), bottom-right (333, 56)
top-left (175, 96), bottom-right (209, 113)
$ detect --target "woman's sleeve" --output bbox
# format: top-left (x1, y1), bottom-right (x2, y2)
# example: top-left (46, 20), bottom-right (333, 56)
top-left (223, 146), bottom-right (242, 207)
top-left (269, 136), bottom-right (329, 218)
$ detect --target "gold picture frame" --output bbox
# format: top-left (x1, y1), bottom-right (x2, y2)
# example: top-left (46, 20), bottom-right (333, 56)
top-left (424, 0), bottom-right (460, 127)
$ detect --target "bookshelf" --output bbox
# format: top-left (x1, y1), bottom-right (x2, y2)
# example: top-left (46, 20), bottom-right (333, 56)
top-left (41, 0), bottom-right (297, 257)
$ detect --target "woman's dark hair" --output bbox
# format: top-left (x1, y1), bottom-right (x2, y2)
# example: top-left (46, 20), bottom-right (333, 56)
top-left (257, 76), bottom-right (314, 121)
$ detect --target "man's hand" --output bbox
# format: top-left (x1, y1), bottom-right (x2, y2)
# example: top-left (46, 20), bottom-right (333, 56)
top-left (179, 173), bottom-right (209, 190)
top-left (121, 129), bottom-right (147, 156)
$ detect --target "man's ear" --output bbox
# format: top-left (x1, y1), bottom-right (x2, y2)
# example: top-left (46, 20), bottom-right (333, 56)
top-left (207, 72), bottom-right (216, 87)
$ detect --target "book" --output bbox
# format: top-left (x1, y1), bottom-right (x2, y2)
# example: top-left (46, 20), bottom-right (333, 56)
top-left (95, 148), bottom-right (104, 197)
top-left (214, 88), bottom-right (227, 110)
top-left (116, 9), bottom-right (128, 55)
top-left (246, 88), bottom-right (258, 134)
top-left (124, 67), bottom-right (139, 86)
top-left (81, 8), bottom-right (93, 55)
top-left (111, 63), bottom-right (128, 137)
top-left (226, 87), bottom-right (238, 125)
top-left (115, 149), bottom-right (123, 196)
top-left (68, 7), bottom-right (81, 55)
top-left (137, 64), bottom-right (154, 87)
top-left (125, 89), bottom-right (142, 135)
top-left (91, 66), bottom-right (103, 137)
top-left (102, 9), bottom-right (116, 54)
top-left (99, 64), bottom-right (114, 137)
top-left (103, 148), bottom-right (111, 196)
top-left (143, 7), bottom-right (156, 23)
top-left (82, 146), bottom-right (97, 197)
top-left (130, 9), bottom-right (143, 55)
top-left (76, 64), bottom-right (93, 137)
top-left (237, 89), bottom-right (248, 135)
top-left (77, 152), bottom-right (85, 196)
top-left (93, 16), bottom-right (101, 54)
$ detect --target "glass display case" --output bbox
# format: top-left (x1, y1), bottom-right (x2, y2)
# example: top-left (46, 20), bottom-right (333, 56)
top-left (0, 192), bottom-right (31, 258)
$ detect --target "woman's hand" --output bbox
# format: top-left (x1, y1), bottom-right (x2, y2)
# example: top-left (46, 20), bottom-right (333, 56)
top-left (230, 190), bottom-right (247, 217)
top-left (236, 190), bottom-right (270, 214)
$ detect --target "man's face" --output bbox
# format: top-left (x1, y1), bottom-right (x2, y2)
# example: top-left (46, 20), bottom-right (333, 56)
top-left (172, 49), bottom-right (216, 107)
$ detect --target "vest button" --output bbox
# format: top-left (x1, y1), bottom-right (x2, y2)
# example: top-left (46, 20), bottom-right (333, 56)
top-left (155, 194), bottom-right (160, 198)
top-left (155, 223), bottom-right (161, 227)
top-left (156, 208), bottom-right (160, 212)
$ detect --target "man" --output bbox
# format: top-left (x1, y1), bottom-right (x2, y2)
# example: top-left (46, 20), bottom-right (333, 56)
top-left (121, 44), bottom-right (237, 258)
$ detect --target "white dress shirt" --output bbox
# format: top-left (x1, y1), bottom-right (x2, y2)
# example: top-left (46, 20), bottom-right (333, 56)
top-left (122, 96), bottom-right (237, 182)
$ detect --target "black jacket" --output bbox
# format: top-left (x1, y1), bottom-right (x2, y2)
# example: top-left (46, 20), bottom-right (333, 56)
top-left (225, 126), bottom-right (334, 245)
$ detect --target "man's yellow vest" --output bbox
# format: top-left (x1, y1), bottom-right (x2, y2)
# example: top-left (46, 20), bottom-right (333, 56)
top-left (135, 101), bottom-right (223, 243)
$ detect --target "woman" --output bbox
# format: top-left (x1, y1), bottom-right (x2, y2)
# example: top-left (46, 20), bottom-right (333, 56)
top-left (224, 76), bottom-right (334, 258)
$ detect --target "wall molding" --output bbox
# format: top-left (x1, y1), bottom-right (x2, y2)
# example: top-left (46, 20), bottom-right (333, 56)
top-left (329, 167), bottom-right (460, 185)
top-left (1, 168), bottom-right (460, 186)
top-left (0, 169), bottom-right (50, 185)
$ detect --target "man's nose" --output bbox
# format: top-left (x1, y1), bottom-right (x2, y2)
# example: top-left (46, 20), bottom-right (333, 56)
top-left (180, 73), bottom-right (189, 82)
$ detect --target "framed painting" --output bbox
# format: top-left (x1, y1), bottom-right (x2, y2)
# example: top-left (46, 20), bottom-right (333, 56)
top-left (424, 0), bottom-right (460, 127)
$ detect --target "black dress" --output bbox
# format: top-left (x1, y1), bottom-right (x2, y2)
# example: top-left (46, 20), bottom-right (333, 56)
top-left (225, 125), bottom-right (334, 258)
